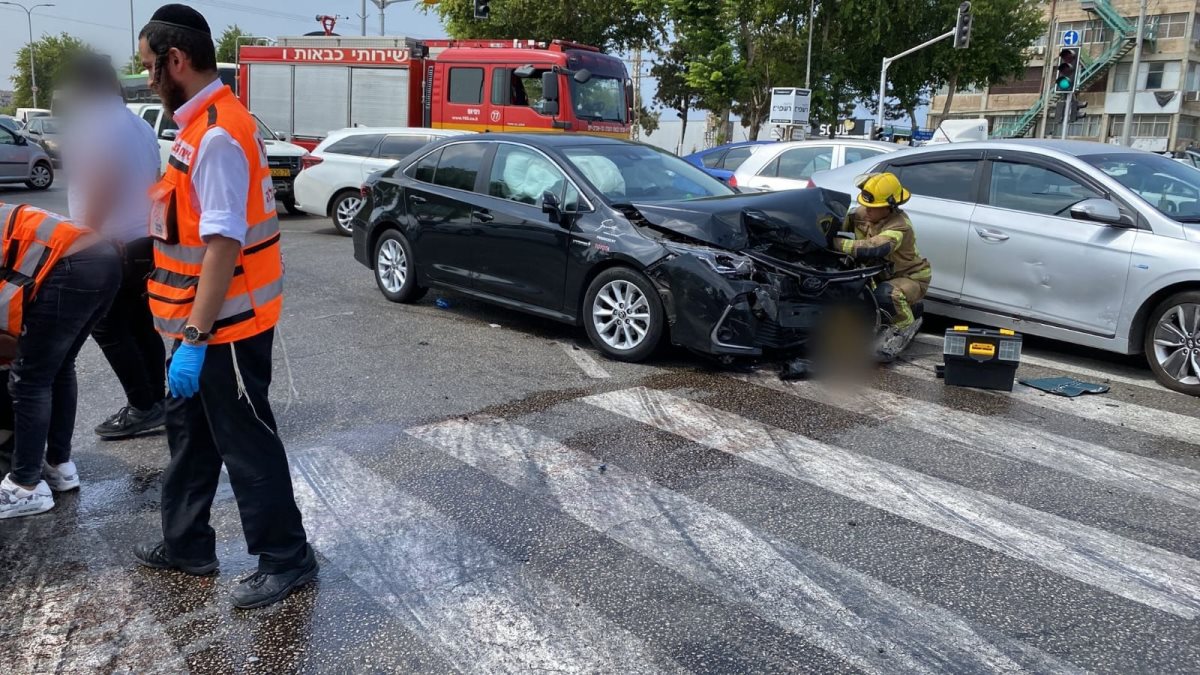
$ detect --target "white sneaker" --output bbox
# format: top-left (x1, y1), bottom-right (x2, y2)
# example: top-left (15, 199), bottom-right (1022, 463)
top-left (43, 460), bottom-right (80, 492)
top-left (0, 475), bottom-right (55, 519)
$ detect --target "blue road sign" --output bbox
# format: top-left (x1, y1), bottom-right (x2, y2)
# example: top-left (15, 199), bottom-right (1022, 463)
top-left (912, 130), bottom-right (934, 141)
top-left (1062, 30), bottom-right (1080, 46)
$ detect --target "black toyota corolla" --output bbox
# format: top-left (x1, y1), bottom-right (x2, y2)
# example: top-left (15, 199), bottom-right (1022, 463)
top-left (351, 134), bottom-right (882, 363)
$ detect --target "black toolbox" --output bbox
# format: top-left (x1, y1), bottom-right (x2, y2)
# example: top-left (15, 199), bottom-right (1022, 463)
top-left (937, 326), bottom-right (1022, 392)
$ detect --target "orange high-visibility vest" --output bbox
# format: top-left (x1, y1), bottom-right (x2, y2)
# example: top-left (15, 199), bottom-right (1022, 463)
top-left (0, 203), bottom-right (91, 360)
top-left (146, 84), bottom-right (283, 344)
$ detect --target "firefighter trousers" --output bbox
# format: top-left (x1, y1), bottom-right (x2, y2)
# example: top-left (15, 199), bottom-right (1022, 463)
top-left (160, 328), bottom-right (310, 573)
top-left (874, 276), bottom-right (929, 330)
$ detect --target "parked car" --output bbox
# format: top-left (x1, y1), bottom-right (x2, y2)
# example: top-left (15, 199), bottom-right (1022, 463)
top-left (0, 115), bottom-right (23, 135)
top-left (811, 138), bottom-right (1200, 394)
top-left (683, 140), bottom-right (775, 182)
top-left (294, 127), bottom-right (472, 236)
top-left (0, 125), bottom-right (54, 190)
top-left (24, 116), bottom-right (62, 164)
top-left (14, 108), bottom-right (50, 125)
top-left (732, 139), bottom-right (899, 191)
top-left (128, 102), bottom-right (308, 213)
top-left (352, 134), bottom-right (884, 362)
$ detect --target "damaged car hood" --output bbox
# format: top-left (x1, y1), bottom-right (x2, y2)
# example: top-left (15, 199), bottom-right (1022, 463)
top-left (622, 188), bottom-right (850, 254)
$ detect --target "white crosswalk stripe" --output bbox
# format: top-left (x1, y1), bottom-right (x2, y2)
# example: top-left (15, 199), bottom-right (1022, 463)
top-left (407, 416), bottom-right (1082, 675)
top-left (893, 357), bottom-right (1200, 447)
top-left (584, 387), bottom-right (1200, 619)
top-left (731, 370), bottom-right (1200, 512)
top-left (291, 449), bottom-right (678, 674)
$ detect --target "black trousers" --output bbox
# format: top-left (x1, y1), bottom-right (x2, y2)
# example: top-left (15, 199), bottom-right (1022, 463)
top-left (90, 237), bottom-right (165, 411)
top-left (160, 328), bottom-right (309, 573)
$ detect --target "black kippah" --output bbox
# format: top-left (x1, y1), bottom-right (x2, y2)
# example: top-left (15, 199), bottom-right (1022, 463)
top-left (147, 3), bottom-right (211, 36)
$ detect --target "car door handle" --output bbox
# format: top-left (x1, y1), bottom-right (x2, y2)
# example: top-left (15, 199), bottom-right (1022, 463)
top-left (473, 210), bottom-right (494, 223)
top-left (408, 194), bottom-right (427, 205)
top-left (975, 227), bottom-right (1009, 242)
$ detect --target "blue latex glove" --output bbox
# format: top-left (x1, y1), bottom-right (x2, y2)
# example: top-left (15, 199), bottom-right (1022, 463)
top-left (168, 342), bottom-right (207, 398)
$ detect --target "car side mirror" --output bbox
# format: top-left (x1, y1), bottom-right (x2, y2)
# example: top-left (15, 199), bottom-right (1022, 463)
top-left (572, 68), bottom-right (592, 84)
top-left (542, 191), bottom-right (563, 224)
top-left (1070, 198), bottom-right (1125, 226)
top-left (514, 64), bottom-right (536, 78)
top-left (14, 135), bottom-right (26, 146)
top-left (161, 128), bottom-right (178, 141)
top-left (276, 132), bottom-right (290, 143)
top-left (541, 72), bottom-right (560, 117)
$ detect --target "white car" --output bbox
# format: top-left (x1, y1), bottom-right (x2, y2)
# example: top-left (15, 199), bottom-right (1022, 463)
top-left (730, 139), bottom-right (900, 191)
top-left (294, 127), bottom-right (472, 235)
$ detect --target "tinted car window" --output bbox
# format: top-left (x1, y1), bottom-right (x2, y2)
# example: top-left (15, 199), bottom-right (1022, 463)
top-left (377, 135), bottom-right (431, 160)
top-left (409, 148), bottom-right (441, 183)
top-left (720, 146), bottom-right (754, 169)
top-left (326, 133), bottom-right (385, 157)
top-left (701, 150), bottom-right (726, 168)
top-left (488, 144), bottom-right (567, 205)
top-left (449, 67), bottom-right (484, 105)
top-left (988, 161), bottom-right (1102, 216)
top-left (0, 118), bottom-right (19, 133)
top-left (433, 143), bottom-right (487, 191)
top-left (844, 146), bottom-right (888, 165)
top-left (772, 146), bottom-right (833, 180)
top-left (0, 129), bottom-right (15, 145)
top-left (1082, 152), bottom-right (1200, 219)
top-left (892, 160), bottom-right (978, 202)
top-left (141, 108), bottom-right (159, 127)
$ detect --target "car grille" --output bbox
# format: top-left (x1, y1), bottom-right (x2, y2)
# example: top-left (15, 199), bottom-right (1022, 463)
top-left (268, 156), bottom-right (300, 172)
top-left (753, 317), bottom-right (807, 349)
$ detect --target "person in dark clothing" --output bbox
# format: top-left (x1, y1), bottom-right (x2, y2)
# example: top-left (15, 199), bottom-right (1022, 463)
top-left (61, 52), bottom-right (167, 439)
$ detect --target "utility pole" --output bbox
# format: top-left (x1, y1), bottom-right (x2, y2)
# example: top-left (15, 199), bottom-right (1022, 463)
top-left (1120, 0), bottom-right (1148, 147)
top-left (877, 3), bottom-right (971, 130)
top-left (631, 49), bottom-right (642, 140)
top-left (360, 0), bottom-right (367, 36)
top-left (805, 0), bottom-right (815, 89)
top-left (0, 1), bottom-right (55, 109)
top-left (372, 0), bottom-right (407, 37)
top-left (1037, 6), bottom-right (1058, 138)
top-left (129, 0), bottom-right (136, 57)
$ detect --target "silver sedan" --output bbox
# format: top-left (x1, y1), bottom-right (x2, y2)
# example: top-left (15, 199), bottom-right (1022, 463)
top-left (811, 138), bottom-right (1200, 395)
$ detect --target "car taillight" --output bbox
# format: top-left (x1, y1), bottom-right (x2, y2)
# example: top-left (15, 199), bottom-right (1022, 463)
top-left (805, 178), bottom-right (816, 189)
top-left (728, 174), bottom-right (738, 188)
top-left (299, 154), bottom-right (323, 171)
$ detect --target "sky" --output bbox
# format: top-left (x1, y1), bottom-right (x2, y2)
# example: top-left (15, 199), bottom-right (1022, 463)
top-left (1, 0), bottom-right (921, 127)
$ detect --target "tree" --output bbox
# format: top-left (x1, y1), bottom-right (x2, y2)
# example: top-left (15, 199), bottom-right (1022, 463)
top-left (123, 54), bottom-right (145, 76)
top-left (425, 0), bottom-right (663, 52)
top-left (651, 43), bottom-right (698, 154)
top-left (216, 25), bottom-right (248, 64)
top-left (8, 33), bottom-right (89, 109)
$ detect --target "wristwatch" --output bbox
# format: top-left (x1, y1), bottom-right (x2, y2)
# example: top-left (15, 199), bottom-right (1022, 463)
top-left (183, 325), bottom-right (212, 345)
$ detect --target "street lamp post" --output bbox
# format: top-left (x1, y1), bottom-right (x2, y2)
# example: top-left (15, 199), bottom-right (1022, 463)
top-left (0, 1), bottom-right (55, 109)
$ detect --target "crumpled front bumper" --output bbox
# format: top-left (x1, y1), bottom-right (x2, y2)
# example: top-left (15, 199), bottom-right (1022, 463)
top-left (646, 251), bottom-right (880, 358)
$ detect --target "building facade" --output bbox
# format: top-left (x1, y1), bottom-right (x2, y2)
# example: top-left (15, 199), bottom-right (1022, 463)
top-left (930, 0), bottom-right (1200, 152)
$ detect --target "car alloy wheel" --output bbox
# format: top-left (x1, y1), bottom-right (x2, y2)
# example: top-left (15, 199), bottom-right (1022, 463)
top-left (592, 279), bottom-right (651, 351)
top-left (376, 238), bottom-right (407, 294)
top-left (335, 194), bottom-right (363, 234)
top-left (30, 163), bottom-right (51, 188)
top-left (1151, 302), bottom-right (1200, 387)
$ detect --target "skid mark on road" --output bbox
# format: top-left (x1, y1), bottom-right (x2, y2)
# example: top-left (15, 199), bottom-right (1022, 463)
top-left (558, 341), bottom-right (612, 379)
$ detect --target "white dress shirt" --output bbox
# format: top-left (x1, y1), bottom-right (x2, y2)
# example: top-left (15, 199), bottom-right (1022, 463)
top-left (65, 95), bottom-right (161, 243)
top-left (172, 78), bottom-right (251, 245)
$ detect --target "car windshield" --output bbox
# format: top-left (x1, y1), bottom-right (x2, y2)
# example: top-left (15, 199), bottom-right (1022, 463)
top-left (253, 115), bottom-right (278, 141)
top-left (37, 119), bottom-right (60, 133)
top-left (570, 76), bottom-right (627, 123)
top-left (1082, 152), bottom-right (1200, 220)
top-left (562, 144), bottom-right (736, 203)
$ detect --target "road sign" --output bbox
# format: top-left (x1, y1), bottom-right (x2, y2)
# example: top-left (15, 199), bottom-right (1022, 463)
top-left (1062, 30), bottom-right (1080, 46)
top-left (768, 88), bottom-right (811, 126)
top-left (912, 129), bottom-right (934, 141)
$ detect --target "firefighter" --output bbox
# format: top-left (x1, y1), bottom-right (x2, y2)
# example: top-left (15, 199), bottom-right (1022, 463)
top-left (836, 172), bottom-right (932, 358)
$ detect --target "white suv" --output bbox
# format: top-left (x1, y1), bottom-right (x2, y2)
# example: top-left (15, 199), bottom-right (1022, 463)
top-left (294, 127), bottom-right (472, 235)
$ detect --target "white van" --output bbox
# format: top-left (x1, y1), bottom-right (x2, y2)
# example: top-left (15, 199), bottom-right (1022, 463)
top-left (14, 108), bottom-right (50, 125)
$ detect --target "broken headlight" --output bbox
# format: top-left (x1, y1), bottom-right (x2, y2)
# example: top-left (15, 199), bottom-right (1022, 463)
top-left (663, 242), bottom-right (756, 279)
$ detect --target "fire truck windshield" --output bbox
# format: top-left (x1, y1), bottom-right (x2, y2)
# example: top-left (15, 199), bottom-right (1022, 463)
top-left (570, 76), bottom-right (628, 124)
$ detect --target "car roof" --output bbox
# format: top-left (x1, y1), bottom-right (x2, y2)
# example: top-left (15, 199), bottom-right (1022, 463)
top-left (446, 133), bottom-right (640, 148)
top-left (764, 139), bottom-right (899, 150)
top-left (327, 127), bottom-right (470, 137)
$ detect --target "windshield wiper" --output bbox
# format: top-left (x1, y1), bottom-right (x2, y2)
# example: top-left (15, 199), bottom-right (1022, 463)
top-left (1173, 215), bottom-right (1200, 222)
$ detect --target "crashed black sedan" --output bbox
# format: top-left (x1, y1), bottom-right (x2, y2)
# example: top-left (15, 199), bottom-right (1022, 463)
top-left (352, 134), bottom-right (883, 363)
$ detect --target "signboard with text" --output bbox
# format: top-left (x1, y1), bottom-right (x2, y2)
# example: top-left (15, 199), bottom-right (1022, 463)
top-left (239, 45), bottom-right (413, 65)
top-left (768, 87), bottom-right (811, 126)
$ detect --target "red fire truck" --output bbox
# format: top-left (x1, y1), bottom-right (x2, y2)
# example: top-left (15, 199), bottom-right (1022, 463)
top-left (236, 35), bottom-right (632, 151)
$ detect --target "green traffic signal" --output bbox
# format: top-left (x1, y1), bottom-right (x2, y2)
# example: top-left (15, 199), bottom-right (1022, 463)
top-left (1056, 77), bottom-right (1072, 91)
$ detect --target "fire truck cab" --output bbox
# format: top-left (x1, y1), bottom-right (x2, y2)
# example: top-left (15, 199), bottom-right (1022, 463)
top-left (237, 36), bottom-right (632, 151)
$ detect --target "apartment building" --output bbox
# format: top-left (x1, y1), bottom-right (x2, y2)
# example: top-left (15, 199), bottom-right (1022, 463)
top-left (930, 0), bottom-right (1200, 151)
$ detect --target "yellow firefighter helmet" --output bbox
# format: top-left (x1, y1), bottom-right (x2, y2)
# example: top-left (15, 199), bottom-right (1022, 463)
top-left (855, 172), bottom-right (911, 208)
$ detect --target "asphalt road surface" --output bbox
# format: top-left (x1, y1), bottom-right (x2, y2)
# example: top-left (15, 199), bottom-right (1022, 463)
top-left (1, 180), bottom-right (1198, 674)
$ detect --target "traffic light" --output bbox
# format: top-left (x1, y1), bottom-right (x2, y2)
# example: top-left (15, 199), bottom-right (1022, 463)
top-left (953, 2), bottom-right (973, 49)
top-left (871, 126), bottom-right (884, 141)
top-left (1069, 97), bottom-right (1088, 122)
top-left (1055, 47), bottom-right (1080, 93)
top-left (473, 0), bottom-right (489, 19)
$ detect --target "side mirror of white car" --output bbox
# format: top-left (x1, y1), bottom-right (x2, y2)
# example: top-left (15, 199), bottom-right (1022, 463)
top-left (1069, 198), bottom-right (1126, 226)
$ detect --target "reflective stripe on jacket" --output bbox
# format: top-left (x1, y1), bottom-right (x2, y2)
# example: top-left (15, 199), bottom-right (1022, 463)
top-left (0, 202), bottom-right (90, 338)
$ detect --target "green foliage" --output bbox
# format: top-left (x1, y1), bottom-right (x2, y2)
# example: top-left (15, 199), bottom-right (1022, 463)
top-left (8, 33), bottom-right (89, 109)
top-left (216, 25), bottom-right (249, 64)
top-left (123, 54), bottom-right (145, 76)
top-left (424, 0), bottom-right (663, 51)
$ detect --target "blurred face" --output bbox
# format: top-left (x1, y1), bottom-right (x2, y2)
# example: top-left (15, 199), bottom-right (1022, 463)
top-left (139, 37), bottom-right (188, 114)
top-left (862, 205), bottom-right (891, 223)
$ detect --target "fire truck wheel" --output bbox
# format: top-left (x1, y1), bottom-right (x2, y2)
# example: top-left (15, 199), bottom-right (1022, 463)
top-left (331, 190), bottom-right (363, 237)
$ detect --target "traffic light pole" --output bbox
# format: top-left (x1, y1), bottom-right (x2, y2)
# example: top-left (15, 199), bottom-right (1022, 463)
top-left (1119, 0), bottom-right (1148, 147)
top-left (876, 29), bottom-right (954, 130)
top-left (1061, 91), bottom-right (1073, 140)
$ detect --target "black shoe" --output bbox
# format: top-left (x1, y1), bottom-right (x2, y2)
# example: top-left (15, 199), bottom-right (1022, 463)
top-left (133, 541), bottom-right (218, 576)
top-left (95, 403), bottom-right (166, 439)
top-left (231, 554), bottom-right (319, 609)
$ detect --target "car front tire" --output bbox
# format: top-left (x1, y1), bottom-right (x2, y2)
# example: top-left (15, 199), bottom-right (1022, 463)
top-left (331, 190), bottom-right (362, 237)
top-left (373, 229), bottom-right (426, 304)
top-left (25, 161), bottom-right (52, 190)
top-left (582, 267), bottom-right (665, 363)
top-left (1144, 291), bottom-right (1200, 396)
